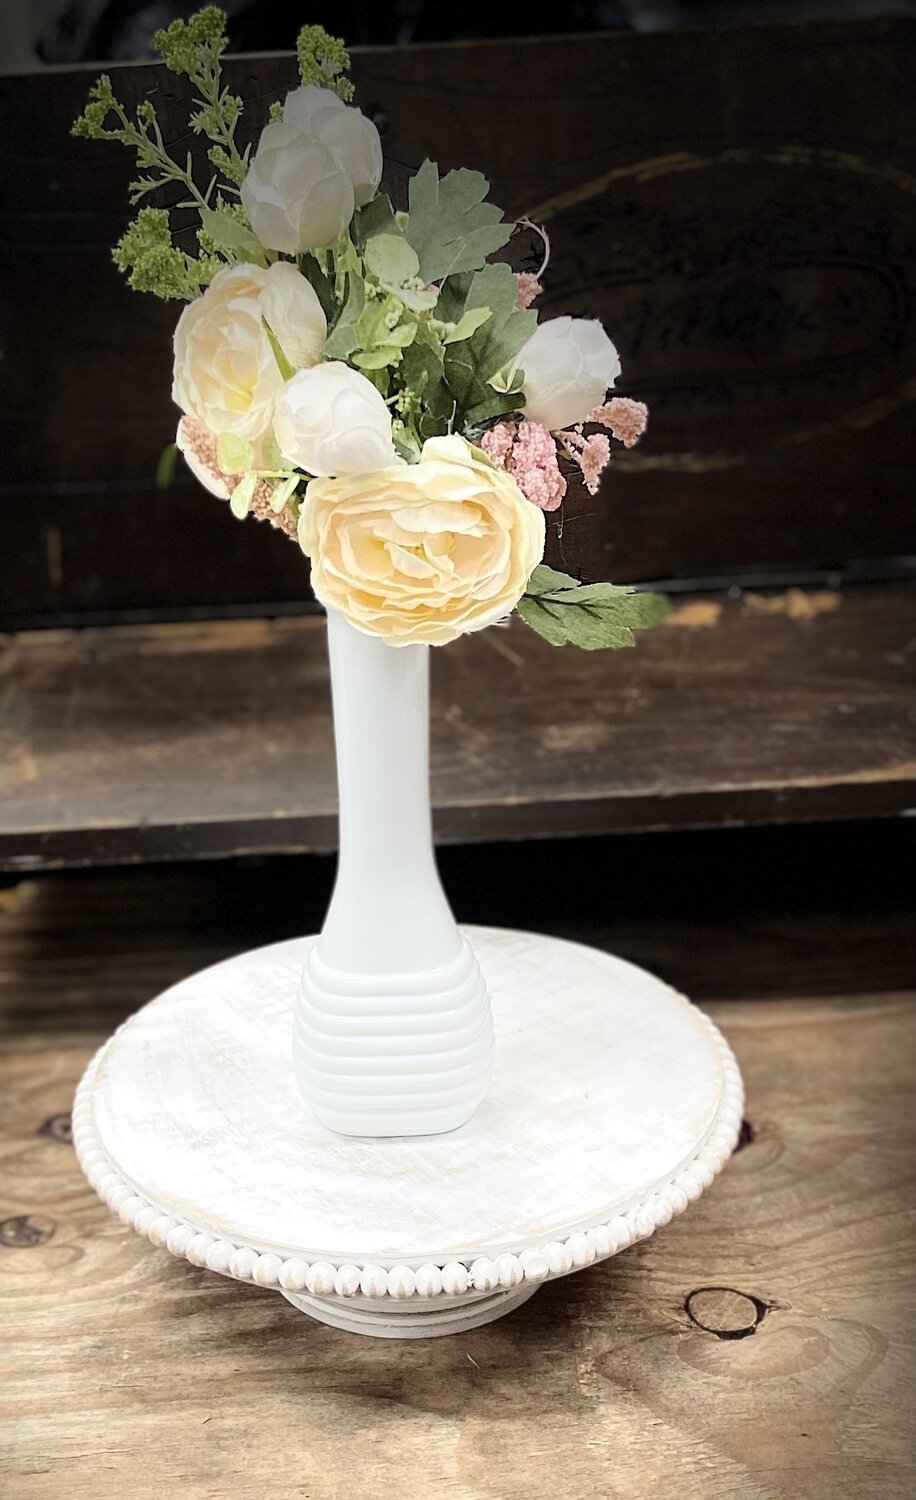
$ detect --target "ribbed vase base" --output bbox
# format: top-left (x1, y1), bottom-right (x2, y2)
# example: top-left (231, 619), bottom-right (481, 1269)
top-left (294, 935), bottom-right (494, 1138)
top-left (282, 1284), bottom-right (538, 1339)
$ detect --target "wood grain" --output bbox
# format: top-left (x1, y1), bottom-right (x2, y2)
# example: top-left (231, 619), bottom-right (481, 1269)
top-left (1, 988), bottom-right (912, 1498)
top-left (2, 19), bottom-right (915, 622)
top-left (1, 584), bottom-right (913, 869)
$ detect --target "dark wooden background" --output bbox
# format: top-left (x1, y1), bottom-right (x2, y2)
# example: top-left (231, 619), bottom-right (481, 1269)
top-left (1, 17), bottom-right (914, 626)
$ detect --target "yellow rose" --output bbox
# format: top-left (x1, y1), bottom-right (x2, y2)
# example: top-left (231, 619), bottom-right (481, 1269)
top-left (299, 434), bottom-right (546, 646)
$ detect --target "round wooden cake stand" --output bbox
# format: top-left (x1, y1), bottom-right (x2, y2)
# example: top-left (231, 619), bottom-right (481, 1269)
top-left (74, 927), bottom-right (743, 1339)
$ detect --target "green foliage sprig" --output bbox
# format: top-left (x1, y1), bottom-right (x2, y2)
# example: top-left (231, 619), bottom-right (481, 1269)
top-left (72, 10), bottom-right (353, 298)
top-left (518, 566), bottom-right (669, 650)
top-left (296, 25), bottom-right (355, 99)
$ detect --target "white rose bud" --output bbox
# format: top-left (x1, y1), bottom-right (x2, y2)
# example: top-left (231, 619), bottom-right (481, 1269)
top-left (283, 86), bottom-right (382, 206)
top-left (240, 86), bottom-right (382, 254)
top-left (516, 316), bottom-right (622, 431)
top-left (274, 362), bottom-right (399, 477)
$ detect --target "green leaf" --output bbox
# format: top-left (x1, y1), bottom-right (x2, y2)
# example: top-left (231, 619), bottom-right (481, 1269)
top-left (354, 194), bottom-right (398, 248)
top-left (260, 431), bottom-right (284, 471)
top-left (322, 274), bottom-right (365, 359)
top-left (465, 390), bottom-right (525, 429)
top-left (385, 321), bottom-right (417, 349)
top-left (353, 346), bottom-right (403, 370)
top-left (405, 160), bottom-right (514, 282)
top-left (354, 292), bottom-right (397, 353)
top-left (388, 283), bottom-right (438, 312)
top-left (361, 366), bottom-right (390, 396)
top-left (270, 474), bottom-right (299, 512)
top-left (198, 206), bottom-right (267, 265)
top-left (217, 432), bottom-right (254, 474)
top-left (526, 564), bottom-right (579, 596)
top-left (517, 572), bottom-right (669, 649)
top-left (299, 252), bottom-right (337, 323)
top-left (442, 263), bottom-right (535, 419)
top-left (401, 342), bottom-right (453, 436)
top-left (230, 473), bottom-right (256, 519)
top-left (443, 305), bottom-right (493, 344)
top-left (364, 233), bottom-right (420, 286)
top-left (262, 318), bottom-right (295, 381)
top-left (156, 442), bottom-right (178, 490)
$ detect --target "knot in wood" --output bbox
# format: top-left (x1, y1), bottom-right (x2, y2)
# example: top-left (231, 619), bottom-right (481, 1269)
top-left (37, 1114), bottom-right (73, 1144)
top-left (685, 1286), bottom-right (768, 1339)
top-left (0, 1214), bottom-right (56, 1249)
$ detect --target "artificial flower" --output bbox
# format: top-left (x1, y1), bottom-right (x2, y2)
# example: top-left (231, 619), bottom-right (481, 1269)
top-left (480, 420), bottom-right (567, 511)
top-left (282, 85), bottom-right (381, 205)
top-left (515, 316), bottom-right (621, 430)
top-left (298, 434), bottom-right (546, 645)
top-left (175, 416), bottom-right (231, 498)
top-left (274, 361), bottom-right (398, 476)
top-left (240, 85), bottom-right (382, 253)
top-left (259, 259), bottom-right (328, 371)
top-left (586, 396), bottom-right (649, 448)
top-left (172, 262), bottom-right (326, 442)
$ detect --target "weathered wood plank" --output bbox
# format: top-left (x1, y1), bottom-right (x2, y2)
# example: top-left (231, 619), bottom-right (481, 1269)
top-left (2, 821), bottom-right (914, 1035)
top-left (2, 19), bottom-right (915, 621)
top-left (0, 584), bottom-right (913, 868)
top-left (1, 986), bottom-right (912, 1500)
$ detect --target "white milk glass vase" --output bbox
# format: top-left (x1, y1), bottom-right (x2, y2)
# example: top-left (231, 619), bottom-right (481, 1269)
top-left (293, 608), bottom-right (494, 1137)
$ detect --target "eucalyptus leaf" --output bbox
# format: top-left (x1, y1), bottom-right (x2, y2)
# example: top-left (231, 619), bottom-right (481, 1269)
top-left (217, 431), bottom-right (254, 474)
top-left (388, 283), bottom-right (438, 312)
top-left (355, 292), bottom-right (398, 353)
top-left (385, 321), bottom-right (418, 349)
top-left (353, 346), bottom-right (403, 370)
top-left (270, 474), bottom-right (299, 512)
top-left (364, 233), bottom-right (420, 286)
top-left (443, 305), bottom-right (493, 344)
top-left (230, 472), bottom-right (256, 519)
top-left (405, 160), bottom-right (514, 282)
top-left (261, 432), bottom-right (284, 471)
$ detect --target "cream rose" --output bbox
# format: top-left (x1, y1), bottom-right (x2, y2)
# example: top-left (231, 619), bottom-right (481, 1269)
top-left (516, 316), bottom-right (621, 431)
top-left (172, 262), bottom-right (327, 443)
top-left (259, 259), bottom-right (327, 371)
top-left (274, 361), bottom-right (398, 477)
top-left (298, 434), bottom-right (546, 646)
top-left (240, 85), bottom-right (382, 254)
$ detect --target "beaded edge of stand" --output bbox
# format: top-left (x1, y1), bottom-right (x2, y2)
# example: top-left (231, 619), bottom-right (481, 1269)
top-left (72, 1013), bottom-right (744, 1303)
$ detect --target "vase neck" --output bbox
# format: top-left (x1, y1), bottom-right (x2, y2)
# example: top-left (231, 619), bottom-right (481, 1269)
top-left (317, 610), bottom-right (460, 974)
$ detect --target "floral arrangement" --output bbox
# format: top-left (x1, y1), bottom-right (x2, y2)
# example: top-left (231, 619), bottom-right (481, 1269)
top-left (74, 8), bottom-right (666, 649)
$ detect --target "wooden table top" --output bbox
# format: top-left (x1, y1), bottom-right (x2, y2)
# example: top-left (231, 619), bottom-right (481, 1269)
top-left (1, 837), bottom-right (913, 1499)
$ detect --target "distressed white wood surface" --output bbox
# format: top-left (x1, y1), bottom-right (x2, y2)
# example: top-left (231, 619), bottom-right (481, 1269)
top-left (89, 926), bottom-right (728, 1267)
